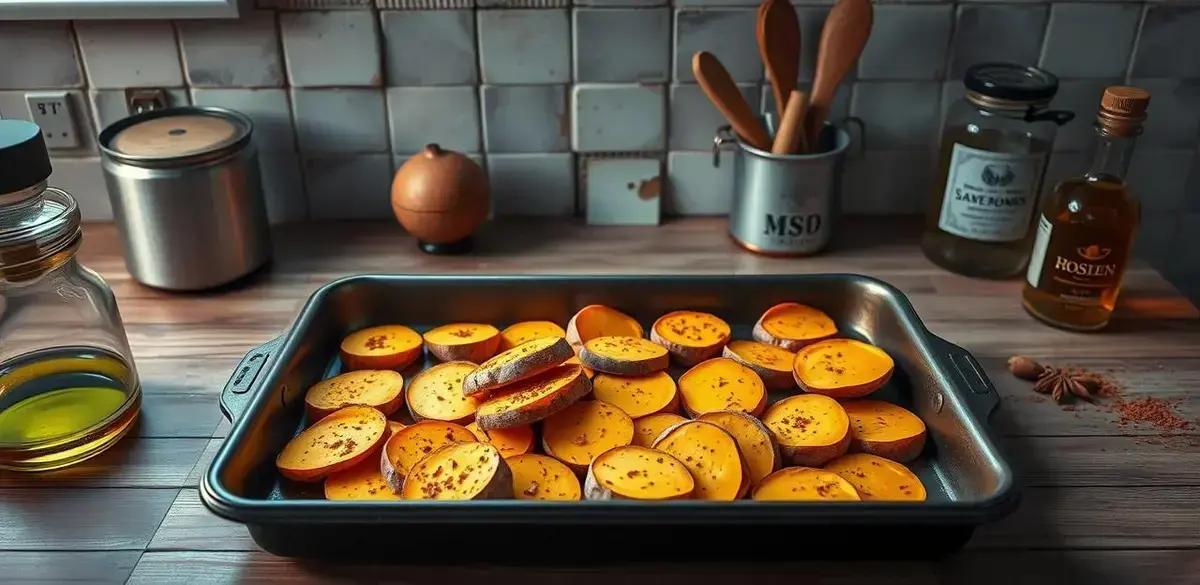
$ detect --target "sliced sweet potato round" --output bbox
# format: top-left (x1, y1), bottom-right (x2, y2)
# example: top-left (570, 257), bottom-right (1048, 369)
top-left (340, 324), bottom-right (423, 371)
top-left (591, 371), bottom-right (679, 418)
top-left (508, 453), bottom-right (581, 501)
top-left (584, 445), bottom-right (695, 500)
top-left (379, 420), bottom-right (475, 492)
top-left (697, 410), bottom-right (780, 487)
top-left (563, 355), bottom-right (595, 378)
top-left (650, 310), bottom-right (731, 366)
top-left (405, 361), bottom-right (479, 424)
top-left (843, 400), bottom-right (927, 462)
top-left (466, 421), bottom-right (534, 459)
top-left (652, 420), bottom-right (748, 501)
top-left (423, 323), bottom-right (501, 363)
top-left (722, 340), bottom-right (796, 390)
top-left (792, 338), bottom-right (894, 399)
top-left (565, 305), bottom-right (644, 351)
top-left (579, 336), bottom-right (670, 376)
top-left (542, 399), bottom-right (635, 473)
top-left (824, 453), bottom-right (926, 501)
top-left (631, 412), bottom-right (688, 448)
top-left (462, 336), bottom-right (574, 397)
top-left (324, 458), bottom-right (403, 501)
top-left (676, 357), bottom-right (767, 417)
top-left (475, 364), bottom-right (592, 430)
top-left (753, 303), bottom-right (838, 351)
top-left (304, 370), bottom-right (404, 421)
top-left (500, 320), bottom-right (567, 351)
top-left (276, 405), bottom-right (387, 482)
top-left (762, 394), bottom-right (850, 466)
top-left (401, 442), bottom-right (514, 500)
top-left (752, 467), bottom-right (861, 501)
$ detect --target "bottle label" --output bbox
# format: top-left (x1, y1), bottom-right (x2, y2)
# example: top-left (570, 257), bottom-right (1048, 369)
top-left (1026, 214), bottom-right (1128, 305)
top-left (937, 143), bottom-right (1044, 242)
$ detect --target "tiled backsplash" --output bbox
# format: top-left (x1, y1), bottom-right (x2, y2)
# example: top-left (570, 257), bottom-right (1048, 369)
top-left (0, 2), bottom-right (1198, 296)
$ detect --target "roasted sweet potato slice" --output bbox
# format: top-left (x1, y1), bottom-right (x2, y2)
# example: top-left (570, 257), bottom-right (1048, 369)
top-left (843, 400), bottom-right (927, 462)
top-left (509, 454), bottom-right (581, 501)
top-left (304, 370), bottom-right (404, 421)
top-left (752, 467), bottom-right (861, 501)
top-left (762, 394), bottom-right (850, 466)
top-left (722, 340), bottom-right (796, 390)
top-left (565, 305), bottom-right (644, 350)
top-left (475, 364), bottom-right (592, 430)
top-left (592, 371), bottom-right (679, 418)
top-left (631, 412), bottom-right (688, 448)
top-left (340, 324), bottom-right (423, 371)
top-left (405, 361), bottom-right (479, 424)
top-left (401, 442), bottom-right (514, 500)
top-left (579, 336), bottom-right (670, 376)
top-left (324, 459), bottom-right (403, 501)
top-left (650, 310), bottom-right (731, 366)
top-left (423, 323), bottom-right (501, 363)
top-left (824, 453), bottom-right (926, 501)
top-left (676, 357), bottom-right (767, 417)
top-left (466, 421), bottom-right (534, 459)
top-left (379, 420), bottom-right (475, 492)
top-left (542, 399), bottom-right (635, 473)
top-left (563, 355), bottom-right (595, 378)
top-left (276, 406), bottom-right (388, 482)
top-left (753, 303), bottom-right (837, 351)
top-left (697, 410), bottom-right (780, 487)
top-left (500, 320), bottom-right (567, 351)
top-left (584, 445), bottom-right (695, 500)
top-left (793, 338), bottom-right (894, 399)
top-left (652, 420), bottom-right (748, 501)
top-left (463, 336), bottom-right (574, 397)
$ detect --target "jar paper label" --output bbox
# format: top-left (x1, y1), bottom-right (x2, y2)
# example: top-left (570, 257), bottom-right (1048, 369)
top-left (937, 143), bottom-right (1044, 243)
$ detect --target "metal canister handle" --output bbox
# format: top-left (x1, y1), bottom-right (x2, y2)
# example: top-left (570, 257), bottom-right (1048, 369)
top-left (712, 125), bottom-right (737, 168)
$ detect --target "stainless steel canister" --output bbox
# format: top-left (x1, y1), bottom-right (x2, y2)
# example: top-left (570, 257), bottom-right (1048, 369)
top-left (99, 106), bottom-right (270, 290)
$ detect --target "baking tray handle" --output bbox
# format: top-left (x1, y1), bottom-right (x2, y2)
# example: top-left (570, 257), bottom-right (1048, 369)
top-left (931, 335), bottom-right (1000, 423)
top-left (220, 336), bottom-right (284, 422)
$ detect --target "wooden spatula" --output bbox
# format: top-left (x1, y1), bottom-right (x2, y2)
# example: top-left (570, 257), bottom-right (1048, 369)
top-left (692, 51), bottom-right (771, 151)
top-left (758, 0), bottom-right (801, 118)
top-left (805, 0), bottom-right (872, 149)
top-left (772, 90), bottom-right (809, 154)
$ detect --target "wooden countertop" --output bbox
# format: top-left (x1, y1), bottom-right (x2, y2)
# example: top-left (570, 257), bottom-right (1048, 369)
top-left (4, 218), bottom-right (1198, 584)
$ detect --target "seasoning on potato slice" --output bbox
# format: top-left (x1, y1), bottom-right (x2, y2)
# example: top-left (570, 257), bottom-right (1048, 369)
top-left (276, 406), bottom-right (388, 482)
top-left (697, 410), bottom-right (780, 487)
top-left (793, 338), bottom-right (894, 399)
top-left (762, 394), bottom-right (851, 466)
top-left (500, 320), bottom-right (566, 351)
top-left (825, 453), bottom-right (926, 501)
top-left (650, 310), bottom-right (731, 366)
top-left (843, 400), bottom-right (927, 462)
top-left (631, 412), bottom-right (688, 448)
top-left (324, 458), bottom-right (403, 501)
top-left (467, 421), bottom-right (534, 459)
top-left (475, 364), bottom-right (592, 430)
top-left (401, 442), bottom-right (514, 500)
top-left (379, 420), bottom-right (475, 492)
top-left (579, 336), bottom-right (670, 376)
top-left (584, 445), bottom-right (695, 501)
top-left (563, 355), bottom-right (594, 378)
top-left (565, 305), bottom-right (644, 350)
top-left (592, 371), bottom-right (679, 418)
top-left (676, 357), bottom-right (767, 417)
top-left (340, 324), bottom-right (423, 371)
top-left (753, 303), bottom-right (837, 351)
top-left (304, 370), bottom-right (404, 421)
top-left (463, 336), bottom-right (574, 397)
top-left (652, 420), bottom-right (748, 501)
top-left (423, 323), bottom-right (501, 363)
top-left (405, 361), bottom-right (479, 424)
top-left (542, 399), bottom-right (635, 473)
top-left (752, 467), bottom-right (861, 501)
top-left (509, 454), bottom-right (581, 501)
top-left (722, 340), bottom-right (796, 390)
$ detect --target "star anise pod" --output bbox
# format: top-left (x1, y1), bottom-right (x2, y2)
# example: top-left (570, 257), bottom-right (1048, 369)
top-left (1033, 368), bottom-right (1095, 403)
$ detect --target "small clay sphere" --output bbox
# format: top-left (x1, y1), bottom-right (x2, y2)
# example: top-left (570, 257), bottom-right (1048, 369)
top-left (391, 144), bottom-right (489, 249)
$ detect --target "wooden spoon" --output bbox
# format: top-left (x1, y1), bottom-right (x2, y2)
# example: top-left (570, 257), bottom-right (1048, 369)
top-left (772, 90), bottom-right (809, 154)
top-left (758, 0), bottom-right (801, 118)
top-left (692, 51), bottom-right (770, 151)
top-left (805, 0), bottom-right (873, 149)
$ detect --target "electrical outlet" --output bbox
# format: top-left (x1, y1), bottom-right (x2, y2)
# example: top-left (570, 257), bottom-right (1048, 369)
top-left (26, 91), bottom-right (80, 149)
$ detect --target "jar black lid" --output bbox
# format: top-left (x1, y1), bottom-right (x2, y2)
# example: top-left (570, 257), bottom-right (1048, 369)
top-left (964, 63), bottom-right (1059, 102)
top-left (0, 120), bottom-right (53, 195)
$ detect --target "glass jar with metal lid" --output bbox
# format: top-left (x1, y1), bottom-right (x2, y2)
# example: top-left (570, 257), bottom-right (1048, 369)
top-left (0, 119), bottom-right (140, 471)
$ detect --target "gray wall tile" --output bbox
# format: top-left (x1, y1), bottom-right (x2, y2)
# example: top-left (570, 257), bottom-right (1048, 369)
top-left (849, 81), bottom-right (941, 149)
top-left (291, 88), bottom-right (388, 153)
top-left (1131, 5), bottom-right (1200, 78)
top-left (666, 150), bottom-right (733, 215)
top-left (760, 80), bottom-right (849, 124)
top-left (258, 151), bottom-right (308, 224)
top-left (858, 5), bottom-right (952, 81)
top-left (1050, 79), bottom-right (1118, 152)
top-left (1039, 3), bottom-right (1140, 79)
top-left (48, 157), bottom-right (110, 221)
top-left (1166, 213), bottom-right (1200, 281)
top-left (1127, 149), bottom-right (1195, 214)
top-left (478, 9), bottom-right (571, 84)
top-left (387, 86), bottom-right (481, 153)
top-left (674, 8), bottom-right (760, 83)
top-left (305, 154), bottom-right (393, 220)
top-left (488, 153), bottom-right (576, 216)
top-left (0, 22), bottom-right (82, 89)
top-left (843, 150), bottom-right (933, 214)
top-left (381, 10), bottom-right (477, 86)
top-left (190, 88), bottom-right (296, 152)
top-left (584, 157), bottom-right (661, 225)
top-left (478, 0), bottom-right (565, 7)
top-left (394, 152), bottom-right (484, 173)
top-left (572, 83), bottom-right (666, 152)
top-left (1129, 78), bottom-right (1200, 150)
top-left (1134, 212), bottom-right (1177, 265)
top-left (948, 4), bottom-right (1048, 78)
top-left (280, 11), bottom-right (382, 87)
top-left (177, 12), bottom-right (284, 88)
top-left (574, 8), bottom-right (670, 83)
top-left (672, 82), bottom-right (759, 150)
top-left (75, 21), bottom-right (182, 89)
top-left (480, 84), bottom-right (569, 153)
top-left (574, 0), bottom-right (664, 6)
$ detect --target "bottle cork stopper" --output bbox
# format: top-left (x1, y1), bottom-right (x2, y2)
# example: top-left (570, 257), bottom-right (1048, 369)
top-left (1100, 86), bottom-right (1150, 120)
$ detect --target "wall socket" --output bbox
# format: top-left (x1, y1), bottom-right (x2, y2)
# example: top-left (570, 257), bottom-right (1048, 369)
top-left (26, 91), bottom-right (80, 149)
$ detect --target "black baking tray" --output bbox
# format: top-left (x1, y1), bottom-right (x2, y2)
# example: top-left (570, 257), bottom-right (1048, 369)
top-left (202, 275), bottom-right (1017, 560)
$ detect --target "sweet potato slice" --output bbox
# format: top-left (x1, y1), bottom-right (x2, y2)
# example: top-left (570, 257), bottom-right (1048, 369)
top-left (584, 445), bottom-right (695, 500)
top-left (500, 320), bottom-right (567, 351)
top-left (401, 442), bottom-right (514, 500)
top-left (304, 370), bottom-right (404, 421)
top-left (405, 361), bottom-right (479, 424)
top-left (542, 399), bottom-right (635, 473)
top-left (824, 453), bottom-right (926, 501)
top-left (508, 454), bottom-right (581, 501)
top-left (752, 467), bottom-right (861, 501)
top-left (631, 412), bottom-right (688, 448)
top-left (340, 324), bottom-right (423, 371)
top-left (753, 303), bottom-right (837, 351)
top-left (722, 340), bottom-right (796, 390)
top-left (565, 305), bottom-right (644, 350)
top-left (562, 355), bottom-right (595, 378)
top-left (379, 420), bottom-right (475, 492)
top-left (324, 459), bottom-right (403, 501)
top-left (762, 394), bottom-right (851, 466)
top-left (466, 421), bottom-right (534, 459)
top-left (592, 371), bottom-right (679, 418)
top-left (276, 406), bottom-right (387, 482)
top-left (475, 364), bottom-right (592, 430)
top-left (792, 338), bottom-right (894, 399)
top-left (676, 357), bottom-right (767, 417)
top-left (579, 336), bottom-right (669, 376)
top-left (650, 310), bottom-right (731, 366)
top-left (843, 400), bottom-right (927, 462)
top-left (423, 323), bottom-right (501, 363)
top-left (652, 420), bottom-right (748, 500)
top-left (462, 336), bottom-right (574, 397)
top-left (697, 410), bottom-right (780, 487)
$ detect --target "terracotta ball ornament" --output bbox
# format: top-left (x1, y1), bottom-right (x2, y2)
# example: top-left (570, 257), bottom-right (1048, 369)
top-left (391, 143), bottom-right (489, 254)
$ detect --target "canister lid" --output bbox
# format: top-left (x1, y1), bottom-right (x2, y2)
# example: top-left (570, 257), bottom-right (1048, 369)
top-left (964, 63), bottom-right (1059, 103)
top-left (99, 106), bottom-right (252, 165)
top-left (0, 120), bottom-right (53, 197)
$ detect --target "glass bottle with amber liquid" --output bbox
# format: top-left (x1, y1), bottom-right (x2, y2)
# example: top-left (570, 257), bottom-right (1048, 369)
top-left (1022, 86), bottom-right (1150, 331)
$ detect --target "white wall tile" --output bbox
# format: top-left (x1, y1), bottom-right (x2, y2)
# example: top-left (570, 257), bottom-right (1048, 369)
top-left (75, 21), bottom-right (183, 89)
top-left (843, 150), bottom-right (932, 214)
top-left (291, 88), bottom-right (388, 154)
top-left (304, 154), bottom-right (393, 219)
top-left (584, 157), bottom-right (661, 225)
top-left (948, 5), bottom-right (1048, 78)
top-left (1131, 5), bottom-right (1200, 78)
top-left (1049, 80), bottom-right (1118, 152)
top-left (1039, 4), bottom-right (1140, 79)
top-left (178, 12), bottom-right (284, 88)
top-left (280, 11), bottom-right (382, 88)
top-left (190, 88), bottom-right (296, 152)
top-left (670, 82), bottom-right (759, 151)
top-left (478, 9), bottom-right (571, 84)
top-left (850, 81), bottom-right (941, 150)
top-left (674, 8), bottom-right (760, 83)
top-left (381, 10), bottom-right (477, 86)
top-left (0, 22), bottom-right (82, 89)
top-left (666, 150), bottom-right (733, 215)
top-left (1127, 149), bottom-right (1194, 214)
top-left (0, 90), bottom-right (98, 155)
top-left (573, 8), bottom-right (670, 83)
top-left (387, 86), bottom-right (481, 153)
top-left (89, 89), bottom-right (190, 136)
top-left (572, 83), bottom-right (666, 152)
top-left (480, 85), bottom-right (569, 153)
top-left (1129, 78), bottom-right (1200, 150)
top-left (48, 157), bottom-right (111, 221)
top-left (259, 151), bottom-right (308, 224)
top-left (857, 5), bottom-right (952, 81)
top-left (488, 153), bottom-right (575, 216)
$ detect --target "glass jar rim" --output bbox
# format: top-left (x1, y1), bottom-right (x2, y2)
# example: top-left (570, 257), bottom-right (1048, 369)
top-left (0, 187), bottom-right (81, 275)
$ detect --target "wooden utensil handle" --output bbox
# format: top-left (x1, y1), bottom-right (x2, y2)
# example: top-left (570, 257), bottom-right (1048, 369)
top-left (692, 51), bottom-right (771, 150)
top-left (804, 103), bottom-right (829, 150)
top-left (772, 90), bottom-right (808, 154)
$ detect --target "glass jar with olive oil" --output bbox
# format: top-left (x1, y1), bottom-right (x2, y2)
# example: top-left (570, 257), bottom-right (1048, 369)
top-left (0, 120), bottom-right (140, 471)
